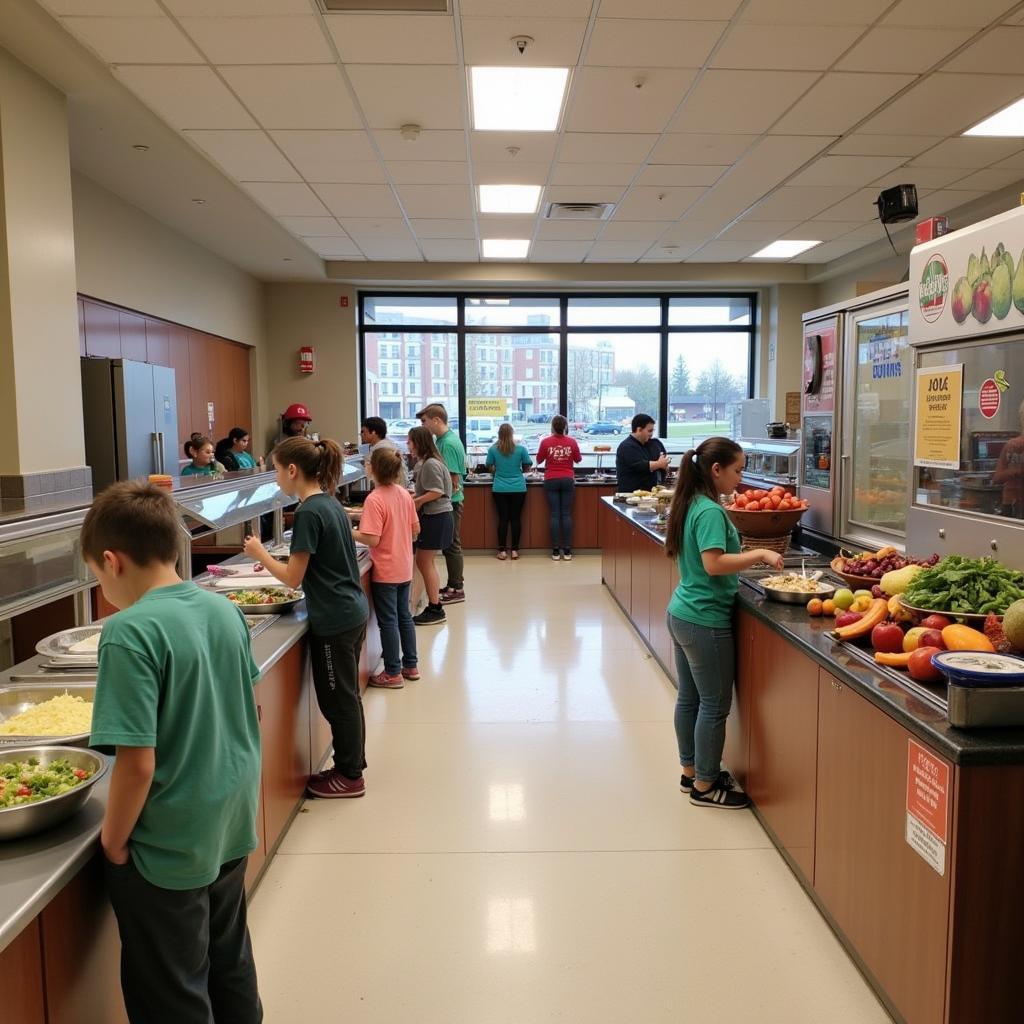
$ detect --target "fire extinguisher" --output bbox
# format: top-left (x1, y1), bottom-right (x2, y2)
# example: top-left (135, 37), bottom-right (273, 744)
top-left (299, 346), bottom-right (315, 374)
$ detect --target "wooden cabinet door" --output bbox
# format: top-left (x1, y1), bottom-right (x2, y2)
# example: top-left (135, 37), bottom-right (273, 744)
top-left (144, 319), bottom-right (170, 367)
top-left (83, 300), bottom-right (121, 359)
top-left (528, 484), bottom-right (551, 550)
top-left (0, 919), bottom-right (46, 1024)
top-left (572, 487), bottom-right (598, 548)
top-left (725, 610), bottom-right (758, 790)
top-left (647, 546), bottom-right (675, 677)
top-left (601, 502), bottom-right (617, 590)
top-left (215, 339), bottom-right (238, 436)
top-left (630, 527), bottom-right (652, 641)
top-left (244, 770), bottom-right (267, 894)
top-left (815, 672), bottom-right (950, 1024)
top-left (231, 345), bottom-right (253, 433)
top-left (167, 326), bottom-right (191, 451)
top-left (746, 623), bottom-right (818, 882)
top-left (187, 331), bottom-right (217, 437)
top-left (118, 312), bottom-right (147, 362)
top-left (458, 487), bottom-right (488, 549)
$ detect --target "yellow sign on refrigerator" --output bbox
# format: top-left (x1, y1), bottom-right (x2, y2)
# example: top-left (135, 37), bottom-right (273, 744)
top-left (913, 364), bottom-right (963, 470)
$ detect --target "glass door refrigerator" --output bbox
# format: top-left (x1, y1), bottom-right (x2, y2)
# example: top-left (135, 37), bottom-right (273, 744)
top-left (799, 311), bottom-right (841, 539)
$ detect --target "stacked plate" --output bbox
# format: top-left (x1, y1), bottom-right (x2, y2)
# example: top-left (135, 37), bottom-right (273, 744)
top-left (35, 625), bottom-right (103, 669)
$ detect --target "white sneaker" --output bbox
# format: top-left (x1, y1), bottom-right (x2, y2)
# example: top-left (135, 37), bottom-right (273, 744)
top-left (551, 549), bottom-right (561, 561)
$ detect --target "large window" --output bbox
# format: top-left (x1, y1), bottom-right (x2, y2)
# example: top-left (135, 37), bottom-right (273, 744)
top-left (360, 294), bottom-right (755, 452)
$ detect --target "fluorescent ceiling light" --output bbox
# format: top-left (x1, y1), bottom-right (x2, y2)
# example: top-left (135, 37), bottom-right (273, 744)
top-left (964, 97), bottom-right (1024, 136)
top-left (482, 239), bottom-right (530, 259)
top-left (479, 184), bottom-right (542, 214)
top-left (471, 67), bottom-right (569, 132)
top-left (750, 240), bottom-right (821, 259)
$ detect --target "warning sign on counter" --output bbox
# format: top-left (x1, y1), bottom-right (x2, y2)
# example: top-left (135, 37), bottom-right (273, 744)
top-left (906, 739), bottom-right (949, 875)
top-left (913, 364), bottom-right (963, 470)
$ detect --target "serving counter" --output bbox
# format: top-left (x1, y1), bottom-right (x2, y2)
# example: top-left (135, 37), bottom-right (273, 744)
top-left (600, 496), bottom-right (1024, 1024)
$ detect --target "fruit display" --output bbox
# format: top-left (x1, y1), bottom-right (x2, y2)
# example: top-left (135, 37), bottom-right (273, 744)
top-left (900, 556), bottom-right (1024, 616)
top-left (1003, 600), bottom-right (1024, 650)
top-left (952, 242), bottom-right (1024, 326)
top-left (941, 624), bottom-right (995, 653)
top-left (832, 546), bottom-right (939, 585)
top-left (726, 487), bottom-right (807, 512)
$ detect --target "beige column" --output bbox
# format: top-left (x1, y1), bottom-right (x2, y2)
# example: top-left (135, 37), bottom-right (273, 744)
top-left (767, 284), bottom-right (819, 425)
top-left (0, 48), bottom-right (88, 506)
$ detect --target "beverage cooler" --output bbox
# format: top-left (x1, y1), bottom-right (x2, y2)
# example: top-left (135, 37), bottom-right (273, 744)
top-left (800, 284), bottom-right (911, 548)
top-left (907, 204), bottom-right (1024, 562)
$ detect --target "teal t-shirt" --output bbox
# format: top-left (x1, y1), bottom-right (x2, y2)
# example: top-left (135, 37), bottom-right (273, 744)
top-left (486, 443), bottom-right (532, 493)
top-left (90, 583), bottom-right (261, 890)
top-left (181, 463), bottom-right (216, 476)
top-left (290, 492), bottom-right (369, 636)
top-left (667, 495), bottom-right (741, 629)
top-left (234, 451), bottom-right (256, 469)
top-left (436, 429), bottom-right (467, 504)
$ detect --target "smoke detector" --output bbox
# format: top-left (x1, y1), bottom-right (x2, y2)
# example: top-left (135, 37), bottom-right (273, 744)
top-left (400, 123), bottom-right (421, 142)
top-left (511, 35), bottom-right (533, 57)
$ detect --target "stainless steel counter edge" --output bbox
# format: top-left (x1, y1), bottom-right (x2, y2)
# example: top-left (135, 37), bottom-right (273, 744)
top-left (463, 478), bottom-right (617, 487)
top-left (600, 496), bottom-right (1024, 766)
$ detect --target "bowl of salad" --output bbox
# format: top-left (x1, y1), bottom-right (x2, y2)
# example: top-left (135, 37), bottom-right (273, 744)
top-left (225, 588), bottom-right (304, 614)
top-left (0, 746), bottom-right (108, 841)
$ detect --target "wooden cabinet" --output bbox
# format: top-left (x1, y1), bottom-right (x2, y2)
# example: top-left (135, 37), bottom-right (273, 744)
top-left (167, 325), bottom-right (191, 448)
top-left (244, 774), bottom-right (267, 893)
top-left (726, 610), bottom-right (757, 791)
top-left (0, 919), bottom-right (46, 1024)
top-left (629, 525), bottom-right (651, 643)
top-left (82, 300), bottom-right (121, 358)
top-left (601, 504), bottom-right (617, 590)
top-left (572, 486), bottom-right (598, 548)
top-left (613, 516), bottom-right (632, 612)
top-left (144, 318), bottom-right (170, 367)
top-left (118, 312), bottom-right (147, 362)
top-left (815, 671), bottom-right (950, 1024)
top-left (459, 487), bottom-right (489, 550)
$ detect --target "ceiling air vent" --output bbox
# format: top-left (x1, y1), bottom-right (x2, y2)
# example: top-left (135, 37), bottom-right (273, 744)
top-left (544, 202), bottom-right (615, 221)
top-left (320, 0), bottom-right (449, 10)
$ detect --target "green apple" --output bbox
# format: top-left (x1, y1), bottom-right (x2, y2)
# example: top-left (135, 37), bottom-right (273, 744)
top-left (833, 588), bottom-right (855, 610)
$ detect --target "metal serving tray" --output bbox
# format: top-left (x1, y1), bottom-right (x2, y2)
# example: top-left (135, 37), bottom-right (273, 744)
top-left (947, 682), bottom-right (1024, 728)
top-left (0, 685), bottom-right (95, 747)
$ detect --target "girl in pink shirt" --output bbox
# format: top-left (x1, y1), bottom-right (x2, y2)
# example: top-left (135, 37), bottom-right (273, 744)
top-left (353, 447), bottom-right (420, 688)
top-left (535, 415), bottom-right (582, 561)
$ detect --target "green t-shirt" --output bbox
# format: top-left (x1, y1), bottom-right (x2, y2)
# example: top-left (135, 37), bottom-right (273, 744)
top-left (486, 443), bottom-right (532, 493)
top-left (436, 429), bottom-right (467, 504)
top-left (290, 492), bottom-right (369, 636)
top-left (234, 451), bottom-right (256, 469)
top-left (667, 495), bottom-right (741, 629)
top-left (181, 463), bottom-right (216, 476)
top-left (90, 583), bottom-right (261, 890)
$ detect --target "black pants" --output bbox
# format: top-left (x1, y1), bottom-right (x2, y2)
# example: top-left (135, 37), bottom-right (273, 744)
top-left (544, 477), bottom-right (575, 551)
top-left (492, 490), bottom-right (527, 550)
top-left (310, 620), bottom-right (368, 778)
top-left (105, 855), bottom-right (261, 1024)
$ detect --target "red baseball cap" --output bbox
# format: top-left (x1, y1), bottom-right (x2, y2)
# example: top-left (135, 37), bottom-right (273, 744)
top-left (283, 403), bottom-right (312, 421)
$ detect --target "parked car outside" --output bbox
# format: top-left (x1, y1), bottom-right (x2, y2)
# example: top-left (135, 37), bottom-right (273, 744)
top-left (388, 419), bottom-right (417, 433)
top-left (584, 421), bottom-right (623, 435)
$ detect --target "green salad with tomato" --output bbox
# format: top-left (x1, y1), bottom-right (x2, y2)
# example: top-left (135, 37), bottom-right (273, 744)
top-left (0, 757), bottom-right (94, 809)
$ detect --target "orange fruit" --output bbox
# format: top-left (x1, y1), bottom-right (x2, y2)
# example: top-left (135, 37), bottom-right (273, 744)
top-left (807, 598), bottom-right (823, 616)
top-left (770, 494), bottom-right (782, 508)
top-left (822, 599), bottom-right (836, 616)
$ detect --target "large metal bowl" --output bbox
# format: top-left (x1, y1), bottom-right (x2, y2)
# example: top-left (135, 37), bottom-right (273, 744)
top-left (0, 746), bottom-right (108, 841)
top-left (224, 590), bottom-right (304, 615)
top-left (762, 580), bottom-right (837, 605)
top-left (0, 685), bottom-right (95, 748)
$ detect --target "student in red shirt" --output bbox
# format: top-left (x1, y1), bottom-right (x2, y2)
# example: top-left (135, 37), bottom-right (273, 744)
top-left (535, 415), bottom-right (582, 561)
top-left (353, 447), bottom-right (421, 688)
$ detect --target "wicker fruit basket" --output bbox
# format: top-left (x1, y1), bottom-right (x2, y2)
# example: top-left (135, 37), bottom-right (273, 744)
top-left (829, 557), bottom-right (879, 591)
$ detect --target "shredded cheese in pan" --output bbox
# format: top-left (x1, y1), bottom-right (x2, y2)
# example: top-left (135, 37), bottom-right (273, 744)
top-left (0, 693), bottom-right (93, 736)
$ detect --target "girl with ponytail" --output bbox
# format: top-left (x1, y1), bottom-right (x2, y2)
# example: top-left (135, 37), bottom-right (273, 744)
top-left (664, 437), bottom-right (783, 810)
top-left (244, 434), bottom-right (370, 799)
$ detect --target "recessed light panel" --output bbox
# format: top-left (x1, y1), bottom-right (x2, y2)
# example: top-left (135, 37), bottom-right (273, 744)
top-left (471, 67), bottom-right (569, 132)
top-left (479, 184), bottom-right (542, 214)
top-left (750, 240), bottom-right (821, 259)
top-left (482, 239), bottom-right (530, 259)
top-left (964, 97), bottom-right (1024, 137)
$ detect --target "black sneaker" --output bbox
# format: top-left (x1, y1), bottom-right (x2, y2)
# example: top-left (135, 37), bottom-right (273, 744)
top-left (562, 550), bottom-right (573, 561)
top-left (680, 770), bottom-right (735, 793)
top-left (689, 779), bottom-right (749, 810)
top-left (551, 549), bottom-right (561, 561)
top-left (413, 604), bottom-right (446, 626)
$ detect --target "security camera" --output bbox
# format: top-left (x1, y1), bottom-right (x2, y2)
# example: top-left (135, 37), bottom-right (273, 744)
top-left (511, 35), bottom-right (533, 57)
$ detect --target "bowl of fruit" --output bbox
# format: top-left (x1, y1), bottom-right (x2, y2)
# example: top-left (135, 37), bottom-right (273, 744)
top-left (830, 547), bottom-right (940, 590)
top-left (724, 487), bottom-right (809, 538)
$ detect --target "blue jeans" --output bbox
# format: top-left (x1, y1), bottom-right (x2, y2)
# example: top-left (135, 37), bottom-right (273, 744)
top-left (543, 477), bottom-right (574, 551)
top-left (371, 580), bottom-right (417, 676)
top-left (668, 613), bottom-right (735, 784)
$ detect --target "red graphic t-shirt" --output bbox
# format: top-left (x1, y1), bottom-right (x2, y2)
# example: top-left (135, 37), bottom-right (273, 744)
top-left (536, 435), bottom-right (582, 480)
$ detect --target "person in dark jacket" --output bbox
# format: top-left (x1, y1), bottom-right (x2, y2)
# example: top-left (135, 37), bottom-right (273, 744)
top-left (616, 414), bottom-right (670, 492)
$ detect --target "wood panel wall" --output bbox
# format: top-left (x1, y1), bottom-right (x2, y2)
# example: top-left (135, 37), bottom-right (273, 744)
top-left (78, 296), bottom-right (254, 456)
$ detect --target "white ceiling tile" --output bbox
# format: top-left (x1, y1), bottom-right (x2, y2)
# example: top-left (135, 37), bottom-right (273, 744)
top-left (871, 168), bottom-right (964, 190)
top-left (270, 130), bottom-right (379, 180)
top-left (565, 68), bottom-right (698, 133)
top-left (670, 70), bottom-right (819, 134)
top-left (183, 129), bottom-right (300, 182)
top-left (478, 216), bottom-right (537, 237)
top-left (305, 235), bottom-right (362, 258)
top-left (788, 154), bottom-right (907, 187)
top-left (544, 185), bottom-right (625, 205)
top-left (717, 220), bottom-right (802, 242)
top-left (377, 130), bottom-right (467, 162)
top-left (1007, 10), bottom-right (1024, 25)
top-left (362, 241), bottom-right (423, 261)
top-left (461, 18), bottom-right (586, 65)
top-left (549, 163), bottom-right (638, 187)
top-left (586, 20), bottom-right (727, 68)
top-left (395, 184), bottom-right (473, 219)
top-left (635, 165), bottom-right (728, 187)
top-left (689, 240), bottom-right (759, 262)
top-left (469, 132), bottom-right (559, 164)
top-left (386, 162), bottom-right (470, 185)
top-left (915, 189), bottom-right (988, 218)
top-left (612, 186), bottom-right (705, 221)
top-left (61, 17), bottom-right (202, 63)
top-left (535, 220), bottom-right (603, 241)
top-left (348, 66), bottom-right (463, 130)
top-left (530, 241), bottom-right (594, 261)
top-left (739, 0), bottom-right (890, 24)
top-left (948, 167), bottom-right (1024, 192)
top-left (277, 216), bottom-right (345, 236)
top-left (179, 16), bottom-right (332, 64)
top-left (558, 133), bottom-right (657, 164)
top-left (114, 66), bottom-right (256, 129)
top-left (942, 26), bottom-right (1024, 72)
top-left (460, 0), bottom-right (592, 15)
top-left (474, 161), bottom-right (551, 185)
top-left (837, 28), bottom-right (974, 73)
top-left (600, 221), bottom-right (670, 242)
top-left (409, 219), bottom-right (477, 239)
top-left (597, 0), bottom-right (742, 18)
top-left (745, 186), bottom-right (856, 221)
top-left (164, 0), bottom-right (308, 12)
top-left (586, 241), bottom-right (648, 262)
top-left (222, 66), bottom-right (362, 129)
top-left (858, 73), bottom-right (1024, 135)
top-left (41, 0), bottom-right (161, 12)
top-left (339, 218), bottom-right (414, 241)
top-left (420, 239), bottom-right (479, 261)
top-left (994, 149), bottom-right (1024, 170)
top-left (783, 220), bottom-right (872, 241)
top-left (813, 188), bottom-right (888, 221)
top-left (315, 184), bottom-right (404, 218)
top-left (712, 25), bottom-right (863, 71)
top-left (649, 133), bottom-right (758, 165)
top-left (882, 0), bottom-right (1014, 27)
top-left (640, 242), bottom-right (701, 261)
top-left (829, 134), bottom-right (945, 157)
top-left (326, 14), bottom-right (457, 64)
top-left (772, 73), bottom-right (916, 135)
top-left (908, 137), bottom-right (1024, 168)
top-left (240, 181), bottom-right (328, 216)
top-left (799, 233), bottom-right (883, 263)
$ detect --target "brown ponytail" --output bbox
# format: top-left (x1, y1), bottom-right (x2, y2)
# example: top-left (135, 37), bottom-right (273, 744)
top-left (369, 446), bottom-right (403, 486)
top-left (664, 436), bottom-right (743, 559)
top-left (273, 436), bottom-right (343, 493)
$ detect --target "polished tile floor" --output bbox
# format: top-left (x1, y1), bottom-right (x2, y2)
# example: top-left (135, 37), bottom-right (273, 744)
top-left (248, 554), bottom-right (891, 1023)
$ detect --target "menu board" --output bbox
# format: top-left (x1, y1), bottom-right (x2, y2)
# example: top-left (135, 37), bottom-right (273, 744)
top-left (913, 364), bottom-right (964, 470)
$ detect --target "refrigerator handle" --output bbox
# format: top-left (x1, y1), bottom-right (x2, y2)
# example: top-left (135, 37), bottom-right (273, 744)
top-left (151, 433), bottom-right (160, 476)
top-left (157, 432), bottom-right (165, 474)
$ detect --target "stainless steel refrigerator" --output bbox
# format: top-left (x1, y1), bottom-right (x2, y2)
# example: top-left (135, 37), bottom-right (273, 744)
top-left (81, 358), bottom-right (179, 492)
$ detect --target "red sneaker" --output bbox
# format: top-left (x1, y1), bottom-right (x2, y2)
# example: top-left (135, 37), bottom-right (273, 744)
top-left (369, 670), bottom-right (404, 689)
top-left (401, 667), bottom-right (421, 681)
top-left (305, 770), bottom-right (365, 799)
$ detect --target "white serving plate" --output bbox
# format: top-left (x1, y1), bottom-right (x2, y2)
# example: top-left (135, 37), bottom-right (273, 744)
top-left (36, 625), bottom-right (103, 664)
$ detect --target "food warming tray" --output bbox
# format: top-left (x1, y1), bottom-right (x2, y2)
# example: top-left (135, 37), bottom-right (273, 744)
top-left (0, 685), bottom-right (96, 747)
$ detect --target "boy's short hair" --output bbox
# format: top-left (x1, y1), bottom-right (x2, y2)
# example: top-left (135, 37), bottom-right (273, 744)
top-left (415, 403), bottom-right (448, 423)
top-left (631, 413), bottom-right (655, 432)
top-left (81, 481), bottom-right (181, 567)
top-left (362, 416), bottom-right (387, 439)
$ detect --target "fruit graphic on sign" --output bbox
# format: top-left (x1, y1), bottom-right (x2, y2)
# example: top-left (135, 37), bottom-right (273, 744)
top-left (992, 262), bottom-right (1012, 319)
top-left (979, 247), bottom-right (991, 279)
top-left (972, 274), bottom-right (993, 323)
top-left (967, 252), bottom-right (981, 286)
top-left (951, 276), bottom-right (973, 323)
top-left (1014, 250), bottom-right (1024, 314)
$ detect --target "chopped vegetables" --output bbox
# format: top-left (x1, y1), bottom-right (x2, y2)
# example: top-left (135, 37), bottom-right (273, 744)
top-left (0, 757), bottom-right (95, 809)
top-left (901, 556), bottom-right (1024, 616)
top-left (0, 693), bottom-right (93, 736)
top-left (226, 588), bottom-right (301, 606)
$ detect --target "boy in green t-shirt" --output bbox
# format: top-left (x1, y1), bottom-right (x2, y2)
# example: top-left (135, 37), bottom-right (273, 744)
top-left (84, 481), bottom-right (263, 1024)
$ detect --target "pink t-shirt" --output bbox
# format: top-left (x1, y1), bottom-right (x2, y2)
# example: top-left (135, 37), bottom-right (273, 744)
top-left (536, 435), bottom-right (581, 480)
top-left (359, 484), bottom-right (418, 583)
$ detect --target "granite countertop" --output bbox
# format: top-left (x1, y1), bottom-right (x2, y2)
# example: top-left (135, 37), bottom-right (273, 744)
top-left (600, 496), bottom-right (1024, 766)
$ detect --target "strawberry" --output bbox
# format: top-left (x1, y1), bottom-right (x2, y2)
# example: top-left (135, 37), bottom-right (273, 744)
top-left (984, 613), bottom-right (1014, 654)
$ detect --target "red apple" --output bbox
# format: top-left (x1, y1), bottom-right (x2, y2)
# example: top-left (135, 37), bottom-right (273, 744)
top-left (871, 622), bottom-right (906, 654)
top-left (918, 628), bottom-right (946, 651)
top-left (834, 611), bottom-right (863, 629)
top-left (919, 614), bottom-right (953, 632)
top-left (907, 647), bottom-right (945, 683)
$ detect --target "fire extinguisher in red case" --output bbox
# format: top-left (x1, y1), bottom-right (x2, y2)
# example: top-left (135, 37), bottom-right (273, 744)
top-left (299, 346), bottom-right (315, 373)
